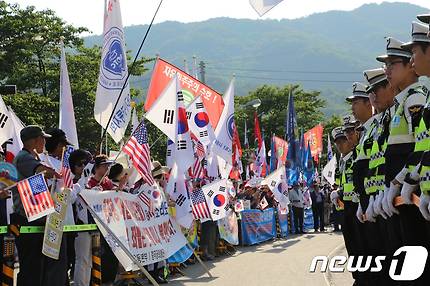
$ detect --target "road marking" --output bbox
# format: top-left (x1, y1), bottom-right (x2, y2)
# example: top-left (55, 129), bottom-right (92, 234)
top-left (323, 242), bottom-right (345, 286)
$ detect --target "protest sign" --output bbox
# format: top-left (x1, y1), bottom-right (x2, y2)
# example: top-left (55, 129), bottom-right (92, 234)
top-left (80, 189), bottom-right (187, 269)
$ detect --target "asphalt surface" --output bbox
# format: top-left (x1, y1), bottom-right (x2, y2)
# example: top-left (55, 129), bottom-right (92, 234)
top-left (169, 231), bottom-right (353, 286)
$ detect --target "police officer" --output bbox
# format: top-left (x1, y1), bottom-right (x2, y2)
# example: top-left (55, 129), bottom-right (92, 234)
top-left (376, 37), bottom-right (427, 280)
top-left (401, 20), bottom-right (430, 220)
top-left (330, 126), bottom-right (365, 285)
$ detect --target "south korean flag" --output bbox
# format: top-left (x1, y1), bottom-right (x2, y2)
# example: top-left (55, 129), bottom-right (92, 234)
top-left (145, 76), bottom-right (178, 141)
top-left (186, 96), bottom-right (215, 149)
top-left (261, 166), bottom-right (289, 205)
top-left (173, 76), bottom-right (195, 172)
top-left (202, 179), bottom-right (231, 221)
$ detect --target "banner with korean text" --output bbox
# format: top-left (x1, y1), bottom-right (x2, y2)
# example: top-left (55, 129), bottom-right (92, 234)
top-left (145, 58), bottom-right (224, 128)
top-left (240, 208), bottom-right (276, 245)
top-left (80, 189), bottom-right (187, 269)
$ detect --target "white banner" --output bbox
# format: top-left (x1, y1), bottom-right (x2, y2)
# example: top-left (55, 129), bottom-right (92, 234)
top-left (80, 189), bottom-right (187, 269)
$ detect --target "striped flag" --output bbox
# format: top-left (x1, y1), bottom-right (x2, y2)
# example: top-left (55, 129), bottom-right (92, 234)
top-left (190, 133), bottom-right (206, 178)
top-left (122, 120), bottom-right (155, 186)
top-left (17, 173), bottom-right (55, 222)
top-left (61, 145), bottom-right (74, 188)
top-left (138, 191), bottom-right (154, 218)
top-left (189, 188), bottom-right (211, 220)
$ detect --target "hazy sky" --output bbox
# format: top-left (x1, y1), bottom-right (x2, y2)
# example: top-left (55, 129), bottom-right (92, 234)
top-left (10, 0), bottom-right (430, 35)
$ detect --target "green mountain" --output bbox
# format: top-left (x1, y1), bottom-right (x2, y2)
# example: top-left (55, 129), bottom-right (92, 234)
top-left (84, 2), bottom-right (429, 115)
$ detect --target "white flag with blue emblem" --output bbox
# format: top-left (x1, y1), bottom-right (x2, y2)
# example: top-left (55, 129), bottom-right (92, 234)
top-left (249, 0), bottom-right (284, 17)
top-left (212, 79), bottom-right (235, 165)
top-left (94, 0), bottom-right (131, 143)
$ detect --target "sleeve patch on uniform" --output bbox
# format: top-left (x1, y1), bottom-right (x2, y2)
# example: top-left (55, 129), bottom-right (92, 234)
top-left (408, 105), bottom-right (422, 114)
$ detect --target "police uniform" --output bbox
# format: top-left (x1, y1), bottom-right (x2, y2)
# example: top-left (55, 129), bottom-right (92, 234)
top-left (332, 126), bottom-right (365, 284)
top-left (377, 37), bottom-right (427, 271)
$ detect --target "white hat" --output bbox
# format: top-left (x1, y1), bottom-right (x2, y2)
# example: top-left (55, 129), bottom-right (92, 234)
top-left (417, 13), bottom-right (430, 24)
top-left (346, 82), bottom-right (369, 102)
top-left (401, 21), bottom-right (430, 50)
top-left (363, 68), bottom-right (387, 92)
top-left (332, 127), bottom-right (346, 141)
top-left (376, 37), bottom-right (411, 62)
top-left (342, 115), bottom-right (358, 131)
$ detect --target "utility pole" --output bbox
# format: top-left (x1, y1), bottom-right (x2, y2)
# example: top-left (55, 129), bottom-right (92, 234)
top-left (199, 61), bottom-right (206, 84)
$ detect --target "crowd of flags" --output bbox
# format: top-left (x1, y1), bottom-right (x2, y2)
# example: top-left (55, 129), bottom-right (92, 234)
top-left (0, 0), bottom-right (338, 226)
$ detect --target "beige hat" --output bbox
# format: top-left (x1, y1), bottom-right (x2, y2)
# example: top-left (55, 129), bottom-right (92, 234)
top-left (151, 161), bottom-right (169, 178)
top-left (363, 68), bottom-right (388, 93)
top-left (376, 37), bottom-right (411, 62)
top-left (401, 21), bottom-right (430, 51)
top-left (346, 82), bottom-right (369, 102)
top-left (417, 14), bottom-right (430, 24)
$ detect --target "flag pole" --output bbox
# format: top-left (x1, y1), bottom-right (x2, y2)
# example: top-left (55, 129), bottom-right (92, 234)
top-left (98, 0), bottom-right (164, 151)
top-left (79, 194), bottom-right (160, 286)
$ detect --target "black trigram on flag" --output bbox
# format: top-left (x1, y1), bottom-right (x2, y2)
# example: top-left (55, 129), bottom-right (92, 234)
top-left (219, 186), bottom-right (226, 193)
top-left (177, 91), bottom-right (184, 102)
top-left (328, 171), bottom-right (333, 177)
top-left (212, 209), bottom-right (220, 216)
top-left (271, 181), bottom-right (276, 187)
top-left (224, 204), bottom-right (230, 212)
top-left (207, 190), bottom-right (214, 197)
top-left (176, 194), bottom-right (186, 207)
top-left (177, 140), bottom-right (187, 150)
top-left (167, 149), bottom-right (172, 157)
top-left (186, 111), bottom-right (192, 120)
top-left (0, 113), bottom-right (9, 128)
top-left (196, 102), bottom-right (204, 109)
top-left (163, 110), bottom-right (174, 124)
top-left (199, 130), bottom-right (208, 137)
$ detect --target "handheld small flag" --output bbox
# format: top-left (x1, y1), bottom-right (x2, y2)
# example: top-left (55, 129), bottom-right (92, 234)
top-left (17, 173), bottom-right (55, 222)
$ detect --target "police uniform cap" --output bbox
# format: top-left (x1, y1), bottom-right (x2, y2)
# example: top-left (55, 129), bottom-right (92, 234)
top-left (376, 37), bottom-right (411, 62)
top-left (346, 82), bottom-right (369, 102)
top-left (332, 127), bottom-right (347, 141)
top-left (363, 68), bottom-right (388, 93)
top-left (401, 21), bottom-right (430, 51)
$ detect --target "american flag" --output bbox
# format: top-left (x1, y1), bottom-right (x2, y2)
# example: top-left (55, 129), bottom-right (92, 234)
top-left (61, 145), bottom-right (74, 188)
top-left (17, 173), bottom-right (55, 221)
top-left (191, 133), bottom-right (206, 178)
top-left (123, 121), bottom-right (155, 185)
top-left (189, 188), bottom-right (210, 219)
top-left (138, 191), bottom-right (154, 217)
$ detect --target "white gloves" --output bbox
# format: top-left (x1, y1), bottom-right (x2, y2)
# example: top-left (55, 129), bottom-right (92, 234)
top-left (419, 192), bottom-right (430, 221)
top-left (400, 182), bottom-right (418, 205)
top-left (330, 191), bottom-right (339, 208)
top-left (384, 182), bottom-right (401, 217)
top-left (365, 196), bottom-right (376, 222)
top-left (381, 186), bottom-right (392, 219)
top-left (356, 203), bottom-right (365, 223)
top-left (373, 192), bottom-right (387, 219)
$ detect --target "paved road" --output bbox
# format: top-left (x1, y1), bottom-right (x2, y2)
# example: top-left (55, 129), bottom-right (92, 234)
top-left (169, 231), bottom-right (353, 286)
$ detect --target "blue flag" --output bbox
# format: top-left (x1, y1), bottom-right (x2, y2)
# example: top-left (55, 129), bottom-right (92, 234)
top-left (303, 141), bottom-right (315, 185)
top-left (285, 91), bottom-right (300, 184)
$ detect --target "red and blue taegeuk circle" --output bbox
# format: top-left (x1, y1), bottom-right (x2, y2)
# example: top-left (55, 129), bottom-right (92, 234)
top-left (178, 107), bottom-right (189, 134)
top-left (213, 194), bottom-right (226, 207)
top-left (194, 112), bottom-right (210, 128)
